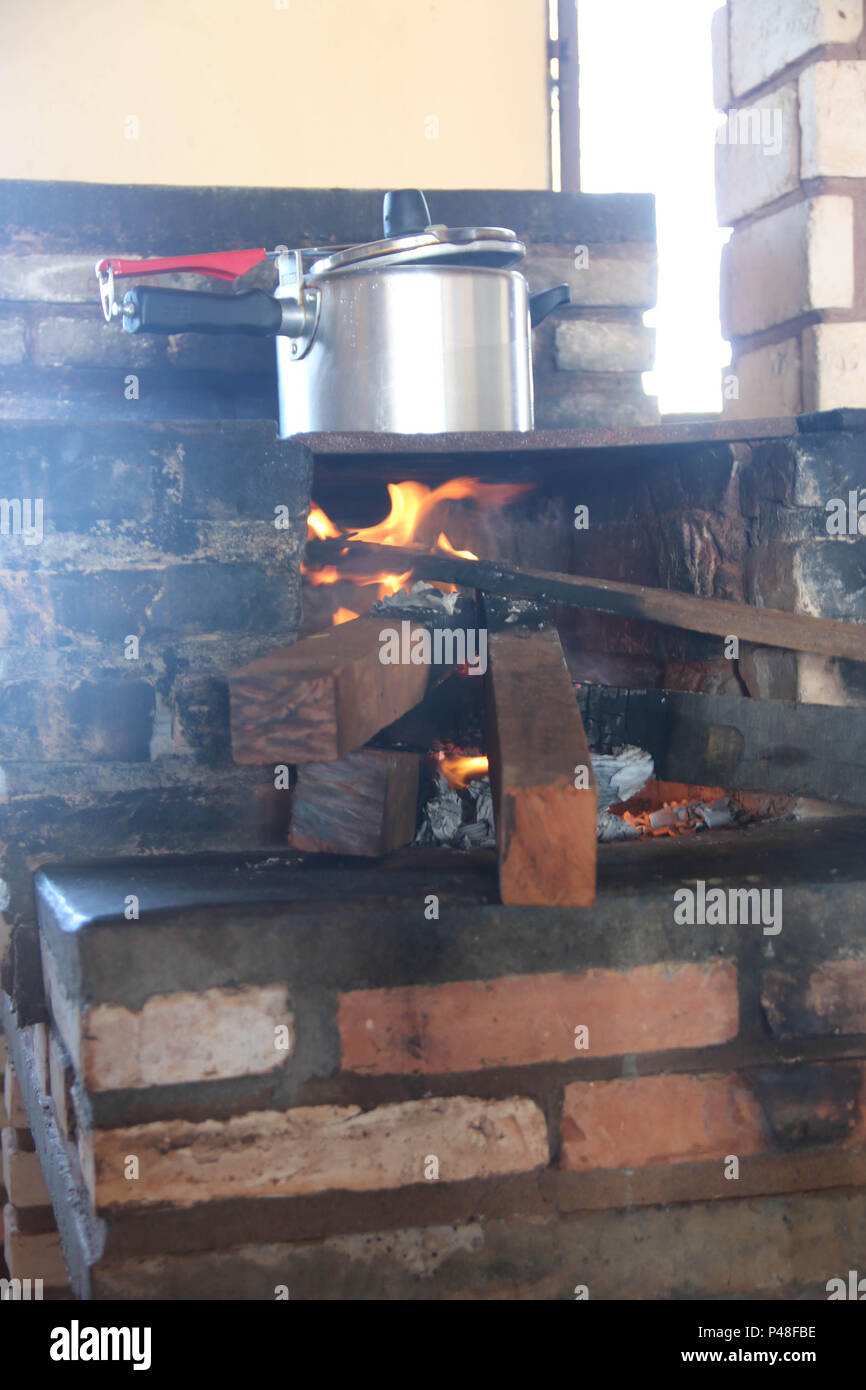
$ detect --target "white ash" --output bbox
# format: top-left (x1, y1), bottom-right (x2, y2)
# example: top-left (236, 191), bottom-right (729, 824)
top-left (459, 778), bottom-right (496, 848)
top-left (374, 581), bottom-right (459, 615)
top-left (414, 771), bottom-right (496, 850)
top-left (414, 771), bottom-right (463, 844)
top-left (596, 809), bottom-right (642, 843)
top-left (693, 799), bottom-right (738, 830)
top-left (416, 745), bottom-right (656, 849)
top-left (501, 599), bottom-right (540, 624)
top-left (592, 745), bottom-right (655, 811)
top-left (597, 796), bottom-right (741, 843)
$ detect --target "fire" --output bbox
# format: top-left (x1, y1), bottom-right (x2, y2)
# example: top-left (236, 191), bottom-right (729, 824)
top-left (357, 571), bottom-right (412, 598)
top-left (436, 532), bottom-right (478, 561)
top-left (300, 563), bottom-right (340, 586)
top-left (439, 753), bottom-right (489, 789)
top-left (307, 505), bottom-right (341, 540)
top-left (349, 478), bottom-right (528, 549)
top-left (304, 478), bottom-right (528, 609)
top-left (332, 607), bottom-right (360, 626)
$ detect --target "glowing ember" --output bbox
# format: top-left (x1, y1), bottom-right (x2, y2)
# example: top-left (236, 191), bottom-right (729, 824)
top-left (439, 753), bottom-right (489, 790)
top-left (621, 803), bottom-right (694, 837)
top-left (607, 780), bottom-right (737, 837)
top-left (331, 607), bottom-right (360, 626)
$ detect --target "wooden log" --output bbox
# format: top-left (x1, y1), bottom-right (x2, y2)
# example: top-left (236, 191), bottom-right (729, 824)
top-left (307, 539), bottom-right (866, 663)
top-left (483, 596), bottom-right (597, 906)
top-left (288, 750), bottom-right (421, 857)
top-left (229, 612), bottom-right (432, 764)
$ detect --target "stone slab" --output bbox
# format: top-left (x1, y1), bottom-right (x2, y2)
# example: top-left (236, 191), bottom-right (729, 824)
top-left (0, 183), bottom-right (657, 255)
top-left (34, 820), bottom-right (866, 1011)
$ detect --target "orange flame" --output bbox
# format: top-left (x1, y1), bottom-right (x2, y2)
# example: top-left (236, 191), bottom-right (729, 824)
top-left (372, 572), bottom-right (412, 598)
top-left (436, 532), bottom-right (479, 561)
top-left (348, 477), bottom-right (529, 548)
top-left (439, 754), bottom-right (489, 790)
top-left (304, 478), bottom-right (529, 608)
top-left (307, 505), bottom-right (341, 541)
top-left (301, 564), bottom-right (341, 586)
top-left (332, 607), bottom-right (360, 626)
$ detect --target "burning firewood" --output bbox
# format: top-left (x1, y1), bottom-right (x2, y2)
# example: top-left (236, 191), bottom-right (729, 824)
top-left (300, 479), bottom-right (530, 622)
top-left (306, 538), bottom-right (866, 663)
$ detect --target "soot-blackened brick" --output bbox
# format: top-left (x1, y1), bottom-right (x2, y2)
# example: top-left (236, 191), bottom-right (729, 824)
top-left (0, 680), bottom-right (154, 761)
top-left (751, 1065), bottom-right (864, 1150)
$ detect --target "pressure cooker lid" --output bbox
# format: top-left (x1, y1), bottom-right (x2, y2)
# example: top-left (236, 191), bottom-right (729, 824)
top-left (308, 224), bottom-right (526, 275)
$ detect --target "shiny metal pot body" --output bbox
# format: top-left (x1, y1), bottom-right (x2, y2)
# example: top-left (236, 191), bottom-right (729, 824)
top-left (275, 262), bottom-right (534, 437)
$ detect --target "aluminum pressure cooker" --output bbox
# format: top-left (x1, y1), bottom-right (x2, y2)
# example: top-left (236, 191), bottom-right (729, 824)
top-left (95, 189), bottom-right (571, 436)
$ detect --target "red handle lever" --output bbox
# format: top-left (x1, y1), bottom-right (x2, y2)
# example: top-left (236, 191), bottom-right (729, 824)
top-left (95, 249), bottom-right (268, 282)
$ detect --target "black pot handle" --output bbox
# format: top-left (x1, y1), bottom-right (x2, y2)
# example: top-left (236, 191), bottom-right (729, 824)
top-left (529, 283), bottom-right (571, 327)
top-left (122, 286), bottom-right (282, 336)
top-left (383, 189), bottom-right (432, 237)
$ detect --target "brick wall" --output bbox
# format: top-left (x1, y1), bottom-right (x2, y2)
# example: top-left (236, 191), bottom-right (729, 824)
top-left (9, 818), bottom-right (866, 1299)
top-left (548, 414), bottom-right (866, 710)
top-left (713, 0), bottom-right (866, 415)
top-left (0, 420), bottom-right (310, 1012)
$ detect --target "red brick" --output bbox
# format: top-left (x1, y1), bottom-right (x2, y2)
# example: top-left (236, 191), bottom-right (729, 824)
top-left (764, 959), bottom-right (866, 1036)
top-left (560, 1073), bottom-right (768, 1172)
top-left (805, 960), bottom-right (866, 1032)
top-left (338, 961), bottom-right (738, 1076)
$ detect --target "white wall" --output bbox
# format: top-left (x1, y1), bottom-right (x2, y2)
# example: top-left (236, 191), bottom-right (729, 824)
top-left (0, 0), bottom-right (550, 188)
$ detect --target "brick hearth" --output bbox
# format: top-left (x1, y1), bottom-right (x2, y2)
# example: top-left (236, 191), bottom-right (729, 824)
top-left (4, 815), bottom-right (866, 1298)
